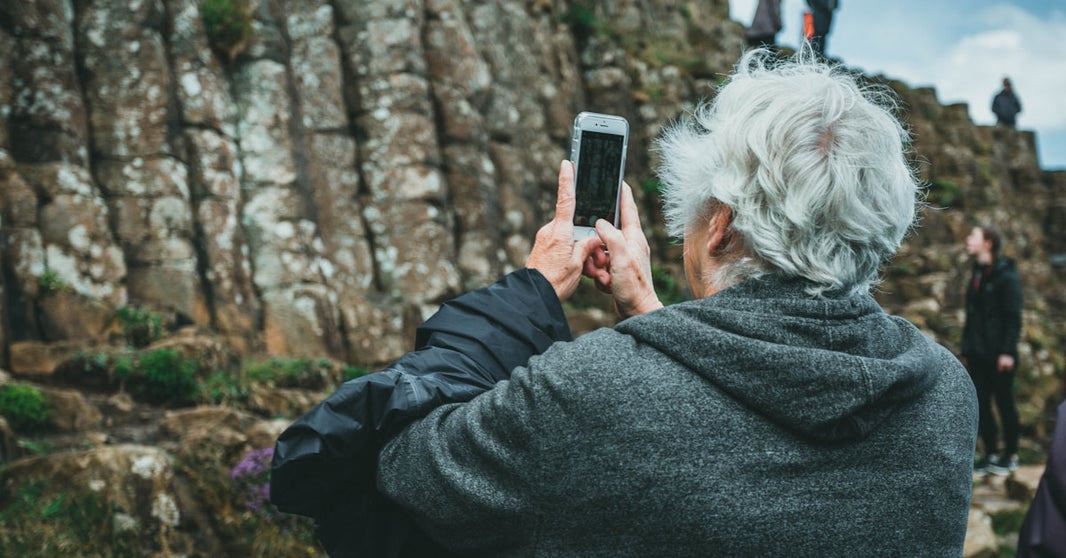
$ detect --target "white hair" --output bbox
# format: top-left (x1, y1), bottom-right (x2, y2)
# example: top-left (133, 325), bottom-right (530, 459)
top-left (656, 48), bottom-right (921, 295)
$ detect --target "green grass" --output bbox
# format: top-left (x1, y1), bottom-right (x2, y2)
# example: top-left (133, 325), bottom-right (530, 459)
top-left (0, 482), bottom-right (140, 557)
top-left (78, 350), bottom-right (360, 409)
top-left (96, 348), bottom-right (201, 404)
top-left (138, 349), bottom-right (200, 403)
top-left (990, 507), bottom-right (1028, 536)
top-left (115, 306), bottom-right (163, 347)
top-left (0, 383), bottom-right (50, 432)
top-left (243, 357), bottom-right (336, 390)
top-left (202, 371), bottom-right (250, 406)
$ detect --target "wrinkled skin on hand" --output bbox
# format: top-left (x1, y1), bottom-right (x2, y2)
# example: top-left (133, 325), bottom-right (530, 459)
top-left (583, 180), bottom-right (663, 318)
top-left (525, 161), bottom-right (602, 302)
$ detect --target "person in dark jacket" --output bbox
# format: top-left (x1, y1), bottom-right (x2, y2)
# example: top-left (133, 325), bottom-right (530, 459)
top-left (746, 0), bottom-right (782, 48)
top-left (270, 268), bottom-right (575, 556)
top-left (370, 47), bottom-right (978, 556)
top-left (962, 224), bottom-right (1023, 475)
top-left (992, 77), bottom-right (1022, 128)
top-left (1016, 398), bottom-right (1066, 557)
top-left (805, 0), bottom-right (839, 57)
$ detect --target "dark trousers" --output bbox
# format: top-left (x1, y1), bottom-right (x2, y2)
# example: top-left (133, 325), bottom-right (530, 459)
top-left (810, 8), bottom-right (833, 56)
top-left (968, 356), bottom-right (1020, 456)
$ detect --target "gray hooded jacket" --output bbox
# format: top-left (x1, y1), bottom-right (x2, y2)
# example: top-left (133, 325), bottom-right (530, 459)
top-left (378, 273), bottom-right (978, 556)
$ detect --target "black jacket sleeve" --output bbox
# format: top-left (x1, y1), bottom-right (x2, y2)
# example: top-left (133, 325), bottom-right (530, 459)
top-left (997, 265), bottom-right (1023, 358)
top-left (269, 268), bottom-right (571, 557)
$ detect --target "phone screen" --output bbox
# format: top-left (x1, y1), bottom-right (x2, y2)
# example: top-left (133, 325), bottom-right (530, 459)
top-left (574, 130), bottom-right (625, 227)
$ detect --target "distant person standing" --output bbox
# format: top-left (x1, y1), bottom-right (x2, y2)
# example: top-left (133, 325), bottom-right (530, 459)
top-left (992, 78), bottom-right (1022, 128)
top-left (746, 0), bottom-right (782, 48)
top-left (805, 0), bottom-right (839, 57)
top-left (962, 225), bottom-right (1023, 475)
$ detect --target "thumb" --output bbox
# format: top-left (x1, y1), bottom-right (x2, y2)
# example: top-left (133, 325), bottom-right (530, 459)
top-left (595, 218), bottom-right (625, 254)
top-left (554, 160), bottom-right (577, 224)
top-left (573, 235), bottom-right (601, 264)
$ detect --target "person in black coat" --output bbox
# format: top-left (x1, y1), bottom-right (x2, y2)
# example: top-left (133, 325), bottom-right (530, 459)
top-left (270, 269), bottom-right (575, 557)
top-left (992, 78), bottom-right (1022, 128)
top-left (805, 0), bottom-right (839, 57)
top-left (961, 224), bottom-right (1023, 475)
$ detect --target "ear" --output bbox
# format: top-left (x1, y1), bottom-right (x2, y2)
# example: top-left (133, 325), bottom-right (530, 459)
top-left (702, 205), bottom-right (733, 258)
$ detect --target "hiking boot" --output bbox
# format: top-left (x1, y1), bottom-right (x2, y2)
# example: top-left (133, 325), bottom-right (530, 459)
top-left (988, 454), bottom-right (1019, 475)
top-left (973, 455), bottom-right (993, 474)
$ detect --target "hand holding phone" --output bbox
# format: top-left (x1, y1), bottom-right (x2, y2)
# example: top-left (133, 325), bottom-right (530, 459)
top-left (584, 182), bottom-right (664, 318)
top-left (570, 112), bottom-right (629, 241)
top-left (525, 161), bottom-right (605, 302)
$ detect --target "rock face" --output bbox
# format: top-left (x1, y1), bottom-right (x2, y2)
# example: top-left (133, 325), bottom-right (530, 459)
top-left (0, 0), bottom-right (750, 368)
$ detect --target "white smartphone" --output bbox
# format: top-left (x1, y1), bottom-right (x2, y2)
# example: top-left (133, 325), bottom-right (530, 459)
top-left (569, 111), bottom-right (629, 241)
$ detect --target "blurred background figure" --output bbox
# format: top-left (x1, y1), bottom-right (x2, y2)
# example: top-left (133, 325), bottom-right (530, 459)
top-left (992, 77), bottom-right (1022, 129)
top-left (962, 225), bottom-right (1023, 476)
top-left (746, 0), bottom-right (783, 48)
top-left (805, 0), bottom-right (839, 57)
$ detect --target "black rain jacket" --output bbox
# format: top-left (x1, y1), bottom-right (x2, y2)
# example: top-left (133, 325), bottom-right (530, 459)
top-left (269, 269), bottom-right (571, 557)
top-left (961, 257), bottom-right (1022, 362)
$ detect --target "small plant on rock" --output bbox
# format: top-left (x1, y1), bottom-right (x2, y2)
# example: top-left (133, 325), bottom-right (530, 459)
top-left (201, 0), bottom-right (253, 60)
top-left (244, 357), bottom-right (337, 390)
top-left (138, 348), bottom-right (200, 404)
top-left (0, 481), bottom-right (140, 555)
top-left (202, 371), bottom-right (250, 406)
top-left (231, 447), bottom-right (278, 520)
top-left (112, 348), bottom-right (200, 404)
top-left (0, 383), bottom-right (50, 432)
top-left (560, 1), bottom-right (609, 44)
top-left (230, 447), bottom-right (318, 553)
top-left (37, 270), bottom-right (68, 296)
top-left (115, 305), bottom-right (163, 347)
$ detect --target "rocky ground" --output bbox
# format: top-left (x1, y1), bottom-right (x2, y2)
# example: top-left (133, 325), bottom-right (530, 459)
top-left (968, 465), bottom-right (1045, 557)
top-left (0, 329), bottom-right (1055, 556)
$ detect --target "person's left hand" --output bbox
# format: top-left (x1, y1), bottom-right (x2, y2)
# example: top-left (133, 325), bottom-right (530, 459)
top-left (526, 161), bottom-right (602, 301)
top-left (584, 182), bottom-right (662, 319)
top-left (997, 354), bottom-right (1015, 372)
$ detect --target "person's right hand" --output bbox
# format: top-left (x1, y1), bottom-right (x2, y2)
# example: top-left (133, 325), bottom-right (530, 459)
top-left (584, 182), bottom-right (663, 319)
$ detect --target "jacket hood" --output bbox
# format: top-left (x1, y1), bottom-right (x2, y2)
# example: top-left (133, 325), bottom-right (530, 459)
top-left (615, 274), bottom-right (940, 442)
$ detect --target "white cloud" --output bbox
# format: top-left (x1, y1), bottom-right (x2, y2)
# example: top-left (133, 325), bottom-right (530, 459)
top-left (932, 6), bottom-right (1066, 130)
top-left (728, 1), bottom-right (1066, 167)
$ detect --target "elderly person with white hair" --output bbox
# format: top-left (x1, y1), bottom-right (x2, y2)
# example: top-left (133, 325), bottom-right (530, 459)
top-left (275, 49), bottom-right (978, 556)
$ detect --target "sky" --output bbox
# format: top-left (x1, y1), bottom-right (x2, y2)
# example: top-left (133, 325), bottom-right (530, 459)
top-left (729, 0), bottom-right (1066, 170)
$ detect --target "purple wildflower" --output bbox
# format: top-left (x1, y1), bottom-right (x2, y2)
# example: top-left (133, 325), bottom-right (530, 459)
top-left (231, 446), bottom-right (283, 519)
